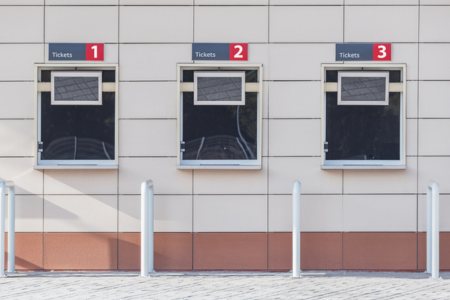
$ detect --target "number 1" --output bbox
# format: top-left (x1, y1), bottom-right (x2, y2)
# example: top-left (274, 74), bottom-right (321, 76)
top-left (91, 45), bottom-right (98, 59)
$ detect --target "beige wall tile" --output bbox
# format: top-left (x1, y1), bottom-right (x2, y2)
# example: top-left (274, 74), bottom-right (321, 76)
top-left (418, 157), bottom-right (450, 194)
top-left (269, 194), bottom-right (343, 232)
top-left (118, 195), bottom-right (192, 232)
top-left (193, 195), bottom-right (267, 232)
top-left (268, 157), bottom-right (342, 194)
top-left (0, 0), bottom-right (43, 3)
top-left (194, 6), bottom-right (268, 43)
top-left (6, 195), bottom-right (43, 232)
top-left (0, 158), bottom-right (43, 195)
top-left (418, 194), bottom-right (450, 232)
top-left (421, 0), bottom-right (450, 3)
top-left (193, 158), bottom-right (268, 194)
top-left (420, 6), bottom-right (450, 42)
top-left (119, 157), bottom-right (192, 194)
top-left (119, 120), bottom-right (177, 157)
top-left (120, 0), bottom-right (192, 3)
top-left (406, 81), bottom-right (418, 118)
top-left (269, 81), bottom-right (321, 119)
top-left (120, 6), bottom-right (193, 43)
top-left (343, 157), bottom-right (417, 194)
top-left (44, 170), bottom-right (117, 195)
top-left (419, 119), bottom-right (450, 156)
top-left (269, 44), bottom-right (334, 81)
top-left (44, 195), bottom-right (117, 232)
top-left (248, 44), bottom-right (269, 79)
top-left (119, 82), bottom-right (177, 119)
top-left (418, 81), bottom-right (450, 118)
top-left (346, 0), bottom-right (417, 3)
top-left (269, 119), bottom-right (321, 156)
top-left (344, 194), bottom-right (417, 232)
top-left (0, 120), bottom-right (33, 157)
top-left (196, 0), bottom-right (267, 4)
top-left (0, 82), bottom-right (34, 119)
top-left (47, 0), bottom-right (117, 4)
top-left (392, 44), bottom-right (418, 81)
top-left (271, 0), bottom-right (342, 3)
top-left (407, 119), bottom-right (417, 157)
top-left (120, 44), bottom-right (191, 81)
top-left (270, 6), bottom-right (343, 43)
top-left (420, 44), bottom-right (450, 80)
top-left (345, 6), bottom-right (418, 43)
top-left (0, 44), bottom-right (43, 81)
top-left (0, 6), bottom-right (43, 43)
top-left (45, 6), bottom-right (118, 43)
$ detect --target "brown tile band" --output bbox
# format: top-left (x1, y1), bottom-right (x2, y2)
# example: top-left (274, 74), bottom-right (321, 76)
top-left (4, 232), bottom-right (450, 271)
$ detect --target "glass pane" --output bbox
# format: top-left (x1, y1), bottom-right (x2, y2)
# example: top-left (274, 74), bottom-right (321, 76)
top-left (183, 92), bottom-right (257, 160)
top-left (326, 92), bottom-right (400, 161)
top-left (341, 77), bottom-right (386, 102)
top-left (54, 76), bottom-right (99, 102)
top-left (41, 92), bottom-right (115, 160)
top-left (197, 77), bottom-right (242, 103)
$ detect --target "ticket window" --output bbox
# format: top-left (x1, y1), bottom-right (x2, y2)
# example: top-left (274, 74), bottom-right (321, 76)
top-left (35, 64), bottom-right (118, 168)
top-left (322, 64), bottom-right (406, 169)
top-left (177, 64), bottom-right (263, 169)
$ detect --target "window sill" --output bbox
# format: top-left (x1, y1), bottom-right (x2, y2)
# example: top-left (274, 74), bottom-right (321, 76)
top-left (321, 164), bottom-right (406, 170)
top-left (178, 164), bottom-right (262, 170)
top-left (34, 164), bottom-right (118, 170)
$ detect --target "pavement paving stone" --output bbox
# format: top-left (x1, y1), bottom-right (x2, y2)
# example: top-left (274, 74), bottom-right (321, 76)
top-left (1, 271), bottom-right (450, 299)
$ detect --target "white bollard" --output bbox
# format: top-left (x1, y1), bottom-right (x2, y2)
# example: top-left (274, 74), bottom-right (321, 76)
top-left (426, 182), bottom-right (440, 279)
top-left (0, 182), bottom-right (5, 277)
top-left (7, 185), bottom-right (15, 273)
top-left (140, 180), bottom-right (154, 277)
top-left (292, 180), bottom-right (301, 278)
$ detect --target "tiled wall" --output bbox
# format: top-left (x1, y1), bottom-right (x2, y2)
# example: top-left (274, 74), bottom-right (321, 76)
top-left (2, 0), bottom-right (450, 271)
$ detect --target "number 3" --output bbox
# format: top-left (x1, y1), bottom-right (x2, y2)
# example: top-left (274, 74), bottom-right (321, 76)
top-left (377, 45), bottom-right (387, 59)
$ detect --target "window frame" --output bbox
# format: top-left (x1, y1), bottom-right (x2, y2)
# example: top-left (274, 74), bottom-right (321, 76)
top-left (194, 71), bottom-right (246, 106)
top-left (34, 64), bottom-right (119, 169)
top-left (321, 63), bottom-right (407, 170)
top-left (177, 63), bottom-right (263, 170)
top-left (337, 71), bottom-right (389, 106)
top-left (51, 71), bottom-right (103, 106)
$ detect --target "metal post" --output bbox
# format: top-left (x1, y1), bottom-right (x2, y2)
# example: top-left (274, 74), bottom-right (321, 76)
top-left (7, 185), bottom-right (15, 273)
top-left (292, 180), bottom-right (301, 278)
top-left (426, 182), bottom-right (440, 279)
top-left (141, 180), bottom-right (154, 277)
top-left (0, 181), bottom-right (5, 277)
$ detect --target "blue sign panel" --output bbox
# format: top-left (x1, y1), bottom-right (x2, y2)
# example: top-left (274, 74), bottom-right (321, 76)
top-left (192, 43), bottom-right (230, 60)
top-left (49, 43), bottom-right (86, 61)
top-left (335, 43), bottom-right (392, 61)
top-left (335, 43), bottom-right (373, 61)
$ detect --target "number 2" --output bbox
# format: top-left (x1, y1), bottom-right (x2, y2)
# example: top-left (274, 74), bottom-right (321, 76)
top-left (234, 45), bottom-right (243, 59)
top-left (229, 43), bottom-right (248, 61)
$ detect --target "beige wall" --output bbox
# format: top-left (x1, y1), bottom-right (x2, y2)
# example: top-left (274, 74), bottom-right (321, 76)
top-left (1, 1), bottom-right (450, 237)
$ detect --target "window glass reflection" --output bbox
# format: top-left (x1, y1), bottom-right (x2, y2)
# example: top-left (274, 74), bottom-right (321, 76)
top-left (182, 92), bottom-right (257, 160)
top-left (40, 92), bottom-right (115, 160)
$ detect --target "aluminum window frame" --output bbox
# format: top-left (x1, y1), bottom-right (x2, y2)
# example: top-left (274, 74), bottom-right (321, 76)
top-left (337, 71), bottom-right (389, 106)
top-left (321, 63), bottom-right (407, 170)
top-left (194, 71), bottom-right (246, 106)
top-left (51, 71), bottom-right (103, 106)
top-left (177, 63), bottom-right (263, 170)
top-left (34, 64), bottom-right (119, 169)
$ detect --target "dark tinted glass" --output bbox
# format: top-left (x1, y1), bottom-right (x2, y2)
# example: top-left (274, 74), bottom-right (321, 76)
top-left (41, 92), bottom-right (115, 160)
top-left (197, 77), bottom-right (242, 102)
top-left (340, 77), bottom-right (386, 102)
top-left (326, 92), bottom-right (400, 161)
top-left (326, 70), bottom-right (338, 82)
top-left (182, 92), bottom-right (257, 160)
top-left (54, 76), bottom-right (99, 101)
top-left (102, 70), bottom-right (115, 82)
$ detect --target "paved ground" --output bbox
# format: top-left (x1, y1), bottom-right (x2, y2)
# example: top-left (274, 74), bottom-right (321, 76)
top-left (0, 271), bottom-right (450, 299)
